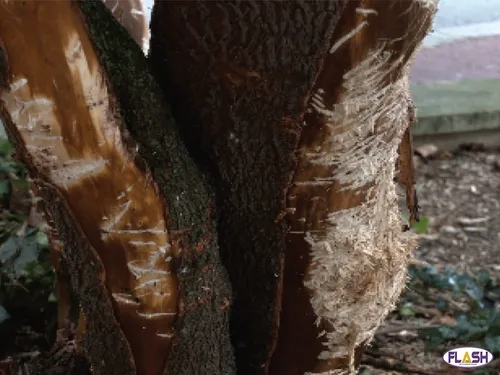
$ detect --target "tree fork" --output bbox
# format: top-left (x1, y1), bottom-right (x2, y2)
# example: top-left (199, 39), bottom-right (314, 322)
top-left (149, 0), bottom-right (436, 374)
top-left (0, 1), bottom-right (234, 375)
top-left (149, 2), bottom-right (346, 373)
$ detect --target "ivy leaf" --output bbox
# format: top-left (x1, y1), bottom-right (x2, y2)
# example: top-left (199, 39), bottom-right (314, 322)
top-left (0, 235), bottom-right (40, 279)
top-left (484, 335), bottom-right (500, 355)
top-left (398, 302), bottom-right (415, 317)
top-left (411, 216), bottom-right (429, 234)
top-left (0, 180), bottom-right (9, 197)
top-left (0, 137), bottom-right (11, 157)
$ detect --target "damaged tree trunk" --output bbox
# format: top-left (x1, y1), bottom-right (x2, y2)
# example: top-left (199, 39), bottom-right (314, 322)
top-left (0, 1), bottom-right (233, 375)
top-left (0, 0), bottom-right (437, 375)
top-left (149, 1), bottom-right (436, 374)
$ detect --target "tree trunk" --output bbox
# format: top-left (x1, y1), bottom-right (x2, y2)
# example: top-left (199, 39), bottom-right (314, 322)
top-left (0, 0), bottom-right (437, 375)
top-left (0, 1), bottom-right (233, 374)
top-left (149, 1), bottom-right (435, 374)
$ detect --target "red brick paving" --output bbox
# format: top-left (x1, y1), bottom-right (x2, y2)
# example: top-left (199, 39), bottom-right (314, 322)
top-left (410, 35), bottom-right (500, 84)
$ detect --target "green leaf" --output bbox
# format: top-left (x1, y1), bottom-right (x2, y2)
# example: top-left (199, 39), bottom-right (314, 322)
top-left (486, 288), bottom-right (500, 300)
top-left (0, 137), bottom-right (11, 157)
top-left (436, 297), bottom-right (449, 311)
top-left (437, 325), bottom-right (458, 340)
top-left (484, 336), bottom-right (500, 355)
top-left (0, 236), bottom-right (40, 279)
top-left (476, 270), bottom-right (491, 287)
top-left (411, 216), bottom-right (429, 234)
top-left (0, 180), bottom-right (9, 197)
top-left (32, 231), bottom-right (49, 247)
top-left (419, 327), bottom-right (446, 351)
top-left (398, 302), bottom-right (415, 317)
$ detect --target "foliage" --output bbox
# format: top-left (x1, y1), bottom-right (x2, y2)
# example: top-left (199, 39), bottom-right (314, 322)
top-left (397, 263), bottom-right (500, 373)
top-left (401, 212), bottom-right (430, 234)
top-left (0, 136), bottom-right (55, 321)
top-left (0, 230), bottom-right (54, 310)
top-left (411, 216), bottom-right (429, 234)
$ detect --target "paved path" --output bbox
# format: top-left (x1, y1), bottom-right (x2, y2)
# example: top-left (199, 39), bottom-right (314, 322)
top-left (411, 35), bottom-right (500, 83)
top-left (141, 0), bottom-right (500, 85)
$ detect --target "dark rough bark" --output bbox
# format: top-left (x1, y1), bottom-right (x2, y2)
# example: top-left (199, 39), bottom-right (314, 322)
top-left (0, 38), bottom-right (7, 89)
top-left (149, 2), bottom-right (344, 373)
top-left (77, 2), bottom-right (235, 374)
top-left (27, 328), bottom-right (92, 375)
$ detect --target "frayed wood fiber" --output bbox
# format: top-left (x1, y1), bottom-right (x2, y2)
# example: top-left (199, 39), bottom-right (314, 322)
top-left (285, 0), bottom-right (439, 373)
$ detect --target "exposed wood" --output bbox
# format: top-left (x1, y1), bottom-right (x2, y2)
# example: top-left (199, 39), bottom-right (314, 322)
top-left (272, 1), bottom-right (436, 373)
top-left (0, 0), bottom-right (437, 373)
top-left (0, 0), bottom-right (174, 372)
top-left (46, 0), bottom-right (151, 335)
top-left (398, 125), bottom-right (420, 224)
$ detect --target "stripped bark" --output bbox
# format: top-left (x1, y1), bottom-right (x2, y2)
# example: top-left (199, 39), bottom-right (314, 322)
top-left (149, 1), bottom-right (437, 374)
top-left (273, 2), bottom-right (436, 373)
top-left (49, 0), bottom-right (150, 334)
top-left (398, 126), bottom-right (420, 225)
top-left (0, 1), bottom-right (233, 375)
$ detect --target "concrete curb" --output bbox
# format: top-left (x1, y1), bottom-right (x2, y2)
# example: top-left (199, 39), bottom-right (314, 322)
top-left (412, 78), bottom-right (500, 136)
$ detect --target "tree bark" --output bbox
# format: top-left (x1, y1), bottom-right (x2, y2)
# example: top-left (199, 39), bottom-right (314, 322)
top-left (41, 0), bottom-right (151, 337)
top-left (149, 3), bottom-right (345, 373)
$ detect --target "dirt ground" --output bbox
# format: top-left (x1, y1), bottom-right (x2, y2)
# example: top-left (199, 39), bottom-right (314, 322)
top-left (415, 149), bottom-right (500, 273)
top-left (363, 145), bottom-right (500, 375)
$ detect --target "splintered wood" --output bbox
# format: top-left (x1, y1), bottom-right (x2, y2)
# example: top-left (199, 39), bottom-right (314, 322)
top-left (272, 1), bottom-right (437, 374)
top-left (0, 2), bottom-right (176, 375)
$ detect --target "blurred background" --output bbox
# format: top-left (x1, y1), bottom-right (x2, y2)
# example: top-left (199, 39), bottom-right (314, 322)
top-left (1, 1), bottom-right (500, 374)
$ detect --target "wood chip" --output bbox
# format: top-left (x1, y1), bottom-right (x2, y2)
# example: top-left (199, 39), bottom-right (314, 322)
top-left (415, 143), bottom-right (439, 159)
